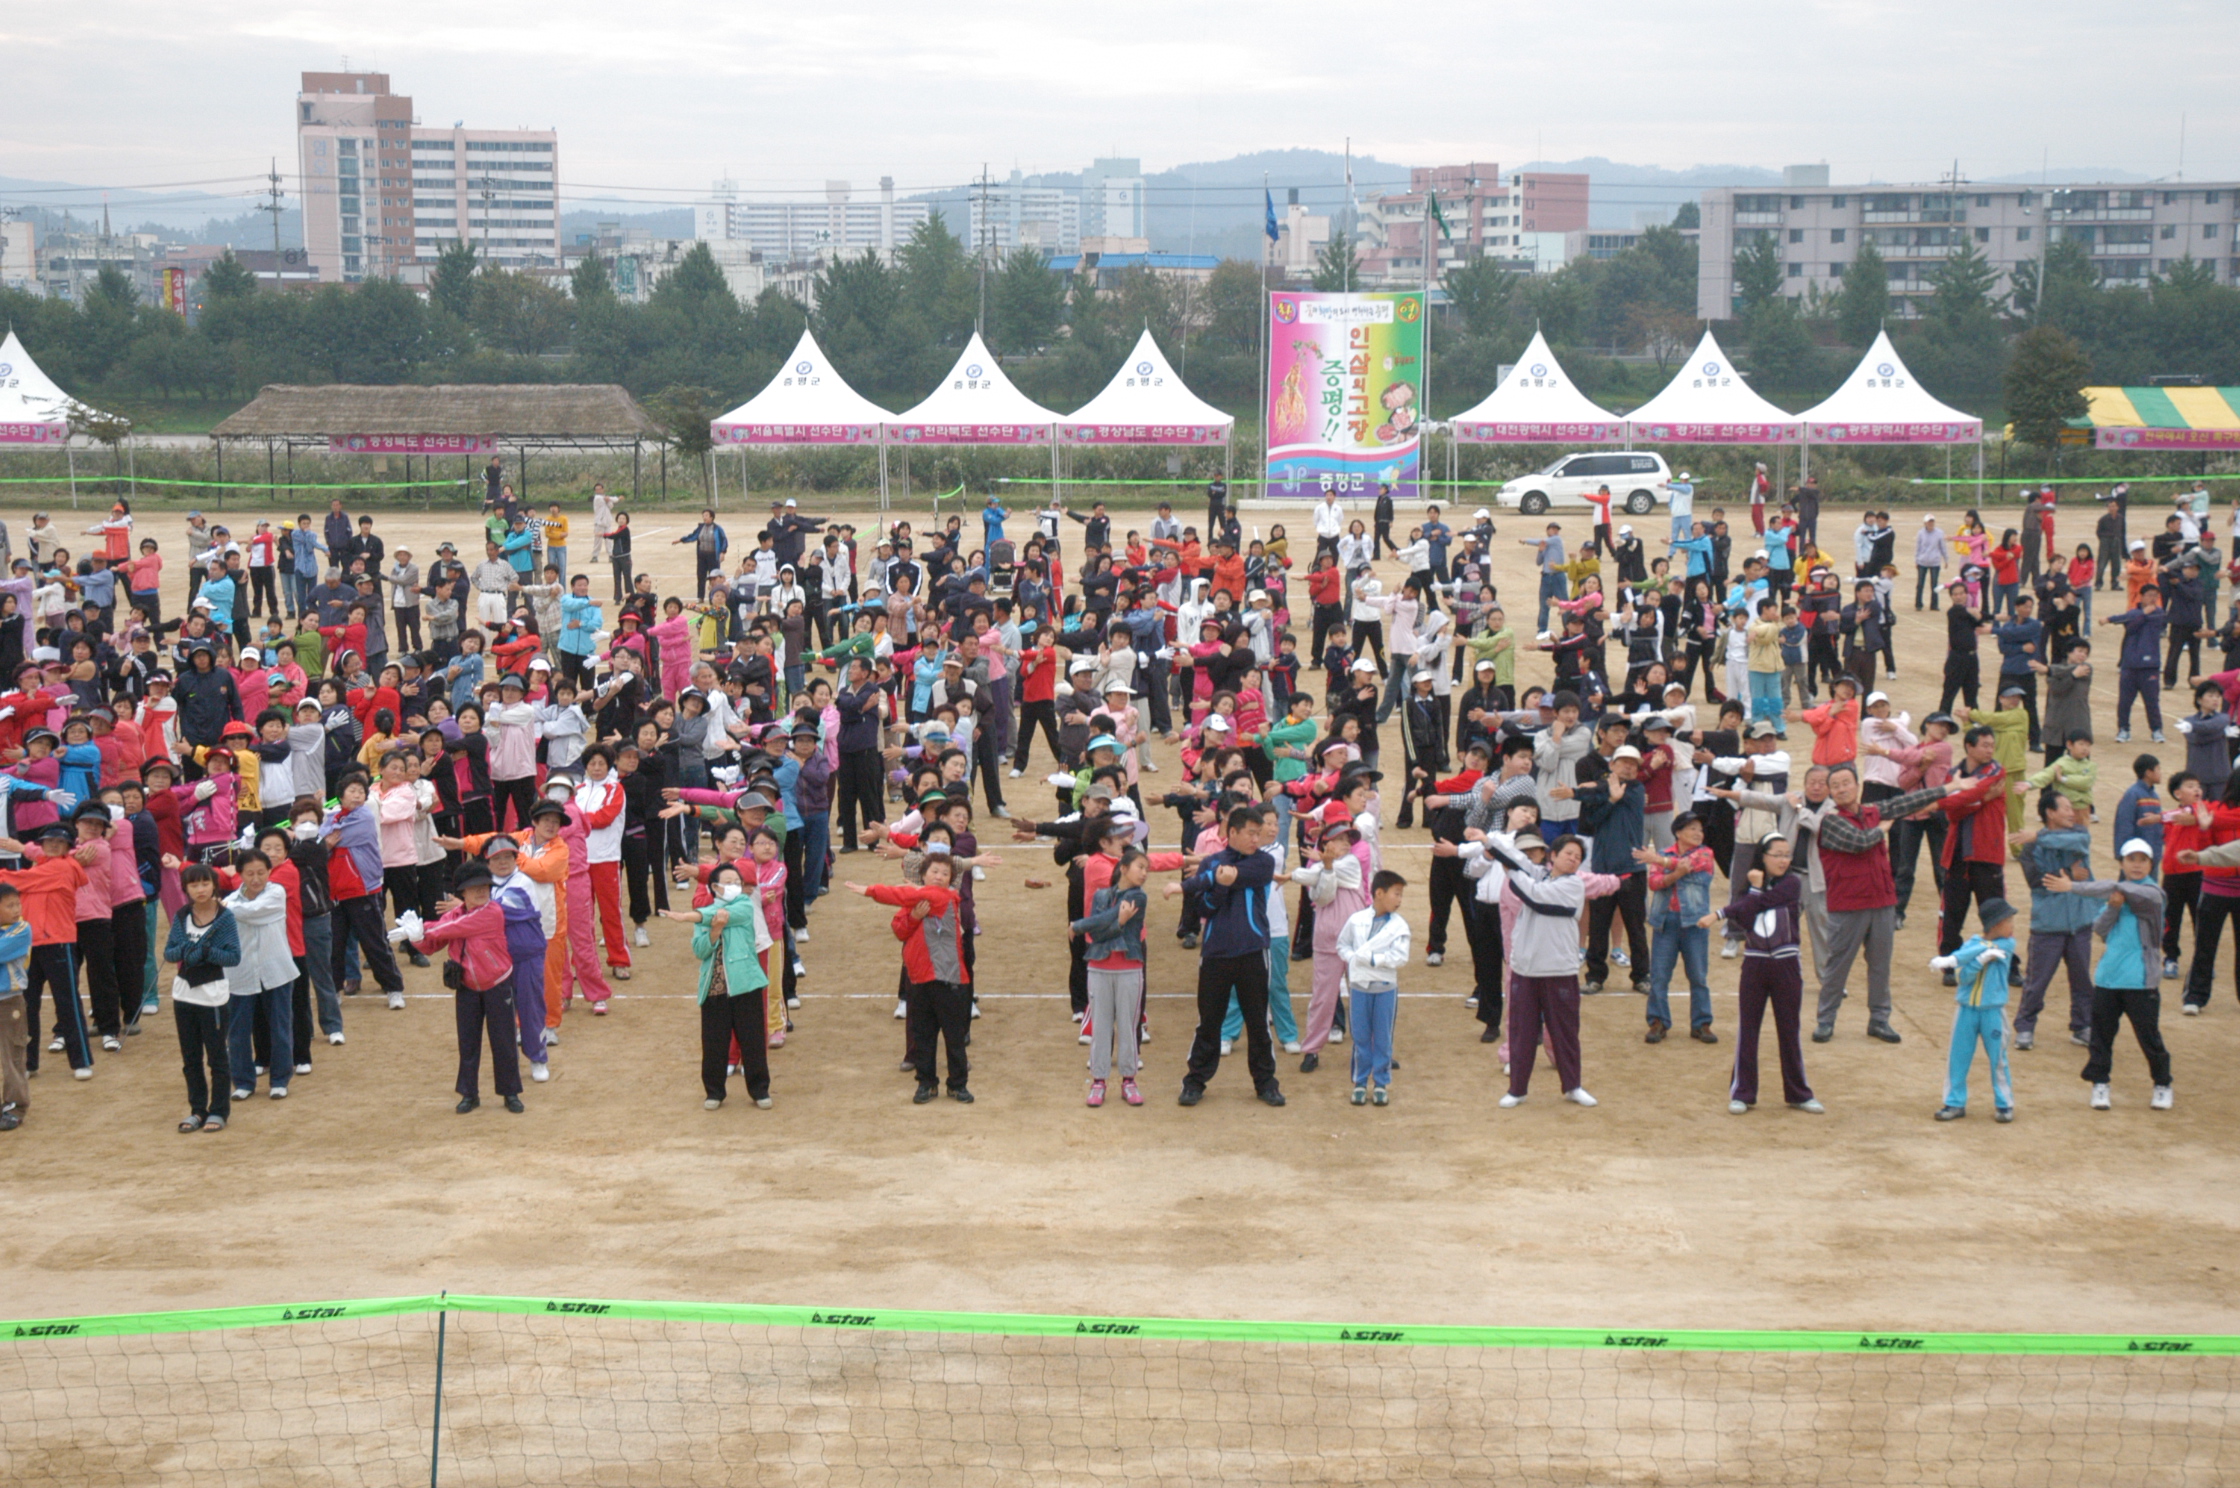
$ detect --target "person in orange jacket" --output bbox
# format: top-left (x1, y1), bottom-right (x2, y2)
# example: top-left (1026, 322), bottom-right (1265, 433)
top-left (1789, 674), bottom-right (1862, 769)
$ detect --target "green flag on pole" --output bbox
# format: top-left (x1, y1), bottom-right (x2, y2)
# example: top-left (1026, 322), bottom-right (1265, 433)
top-left (1426, 191), bottom-right (1451, 240)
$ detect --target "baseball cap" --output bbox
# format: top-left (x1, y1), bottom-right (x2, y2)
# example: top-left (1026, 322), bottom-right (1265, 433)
top-left (2120, 837), bottom-right (2156, 858)
top-left (1747, 719), bottom-right (1779, 739)
top-left (1612, 745), bottom-right (1642, 762)
top-left (1641, 715), bottom-right (1673, 734)
top-left (1350, 658), bottom-right (1377, 673)
top-left (2000, 684), bottom-right (2027, 699)
top-left (1865, 691), bottom-right (1889, 707)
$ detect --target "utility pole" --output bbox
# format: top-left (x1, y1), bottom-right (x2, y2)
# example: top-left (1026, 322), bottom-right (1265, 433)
top-left (258, 158), bottom-right (286, 289)
top-left (480, 174), bottom-right (496, 263)
top-left (976, 163), bottom-right (990, 338)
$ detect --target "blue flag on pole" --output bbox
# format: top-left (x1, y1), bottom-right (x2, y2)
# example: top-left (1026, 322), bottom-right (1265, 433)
top-left (1264, 189), bottom-right (1280, 244)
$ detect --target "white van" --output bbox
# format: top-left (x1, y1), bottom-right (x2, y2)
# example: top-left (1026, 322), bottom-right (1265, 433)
top-left (1494, 452), bottom-right (1672, 517)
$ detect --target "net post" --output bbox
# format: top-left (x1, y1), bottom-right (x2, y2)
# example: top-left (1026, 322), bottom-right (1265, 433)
top-left (429, 1293), bottom-right (448, 1488)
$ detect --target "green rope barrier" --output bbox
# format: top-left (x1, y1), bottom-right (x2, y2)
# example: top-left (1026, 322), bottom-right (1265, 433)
top-left (4, 1294), bottom-right (2234, 1357)
top-left (0, 476), bottom-right (472, 492)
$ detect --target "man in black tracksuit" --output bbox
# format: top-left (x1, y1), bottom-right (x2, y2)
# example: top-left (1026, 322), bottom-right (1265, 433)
top-left (1180, 805), bottom-right (1284, 1107)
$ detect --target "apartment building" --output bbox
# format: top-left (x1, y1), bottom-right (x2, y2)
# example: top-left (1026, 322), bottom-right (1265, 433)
top-left (296, 70), bottom-right (561, 285)
top-left (1697, 165), bottom-right (2240, 319)
top-left (696, 179), bottom-right (927, 266)
top-left (1357, 164), bottom-right (1590, 280)
top-left (966, 171), bottom-right (1082, 256)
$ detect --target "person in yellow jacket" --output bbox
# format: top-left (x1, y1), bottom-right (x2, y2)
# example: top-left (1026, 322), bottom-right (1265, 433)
top-left (538, 504), bottom-right (572, 581)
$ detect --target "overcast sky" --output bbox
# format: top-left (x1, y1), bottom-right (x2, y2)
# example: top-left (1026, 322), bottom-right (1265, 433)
top-left (6, 1), bottom-right (2236, 213)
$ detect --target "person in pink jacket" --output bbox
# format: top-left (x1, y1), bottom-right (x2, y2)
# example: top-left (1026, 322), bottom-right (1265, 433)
top-left (405, 866), bottom-right (524, 1114)
top-left (1291, 810), bottom-right (1368, 1070)
top-left (647, 599), bottom-right (697, 701)
top-left (484, 675), bottom-right (540, 833)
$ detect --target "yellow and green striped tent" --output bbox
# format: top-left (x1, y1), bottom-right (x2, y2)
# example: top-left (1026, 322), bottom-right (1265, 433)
top-left (2072, 387), bottom-right (2240, 450)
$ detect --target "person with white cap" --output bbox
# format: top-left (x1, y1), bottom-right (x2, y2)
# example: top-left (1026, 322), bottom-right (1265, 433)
top-left (1482, 830), bottom-right (1624, 1108)
top-left (1915, 514), bottom-right (1950, 611)
top-left (1665, 471), bottom-right (1695, 546)
top-left (2048, 837), bottom-right (2173, 1109)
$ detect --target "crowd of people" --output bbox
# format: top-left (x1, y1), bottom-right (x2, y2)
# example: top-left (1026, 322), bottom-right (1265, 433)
top-left (0, 470), bottom-right (2228, 1137)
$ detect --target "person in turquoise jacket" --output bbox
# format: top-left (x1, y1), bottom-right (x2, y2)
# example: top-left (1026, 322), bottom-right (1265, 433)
top-left (664, 862), bottom-right (772, 1111)
top-left (1931, 898), bottom-right (2019, 1122)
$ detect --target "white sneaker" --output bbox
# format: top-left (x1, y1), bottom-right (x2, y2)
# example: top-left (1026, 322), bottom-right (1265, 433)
top-left (970, 1003), bottom-right (981, 1019)
top-left (1282, 1040), bottom-right (1301, 1054)
top-left (893, 1001), bottom-right (908, 1020)
top-left (101, 1035), bottom-right (121, 1052)
top-left (1611, 949), bottom-right (1630, 967)
top-left (74, 1067), bottom-right (93, 1081)
top-left (1007, 768), bottom-right (1024, 779)
top-left (1329, 1029), bottom-right (1345, 1044)
top-left (531, 1062), bottom-right (550, 1083)
top-left (255, 1065), bottom-right (268, 1076)
top-left (293, 1063), bottom-right (313, 1075)
top-left (1072, 1010), bottom-right (1085, 1024)
top-left (387, 991), bottom-right (406, 1010)
top-left (754, 1097), bottom-right (772, 1109)
top-left (2152, 1085), bottom-right (2174, 1110)
top-left (2090, 1083), bottom-right (2111, 1110)
top-left (703, 1098), bottom-right (723, 1111)
top-left (794, 929), bottom-right (809, 944)
top-left (1566, 1088), bottom-right (1598, 1107)
top-left (1790, 1099), bottom-right (1826, 1114)
top-left (1138, 1025), bottom-right (1150, 1044)
top-left (973, 865), bottom-right (986, 881)
top-left (727, 1063), bottom-right (741, 1076)
top-left (269, 1086), bottom-right (289, 1099)
top-left (231, 1088), bottom-right (252, 1100)
top-left (1728, 1100), bottom-right (1748, 1114)
top-left (47, 1036), bottom-right (62, 1053)
top-left (1077, 1030), bottom-right (1092, 1046)
top-left (634, 926), bottom-right (651, 948)
top-left (786, 996), bottom-right (801, 1010)
top-left (1220, 1039), bottom-right (1233, 1056)
top-left (1498, 1092), bottom-right (1524, 1108)
top-left (1425, 951), bottom-right (1443, 967)
top-left (2182, 1003), bottom-right (2201, 1015)
top-left (328, 1032), bottom-right (345, 1046)
top-left (1720, 941), bottom-right (1738, 959)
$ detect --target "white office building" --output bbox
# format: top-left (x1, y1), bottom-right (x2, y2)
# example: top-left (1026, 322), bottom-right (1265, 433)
top-left (1081, 157), bottom-right (1146, 241)
top-left (697, 179), bottom-right (927, 266)
top-left (1697, 165), bottom-right (2240, 319)
top-left (966, 172), bottom-right (1081, 256)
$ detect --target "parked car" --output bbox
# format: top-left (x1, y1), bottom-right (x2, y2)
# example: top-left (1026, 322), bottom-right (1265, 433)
top-left (1494, 452), bottom-right (1671, 516)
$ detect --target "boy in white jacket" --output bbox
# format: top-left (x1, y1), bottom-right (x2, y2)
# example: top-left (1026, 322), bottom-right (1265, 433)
top-left (1336, 869), bottom-right (1411, 1106)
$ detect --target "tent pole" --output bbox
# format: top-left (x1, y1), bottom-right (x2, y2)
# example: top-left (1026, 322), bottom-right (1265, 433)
top-left (1974, 439), bottom-right (1984, 506)
top-left (127, 434), bottom-right (136, 505)
top-left (633, 442), bottom-right (642, 503)
top-left (268, 439), bottom-right (276, 501)
top-left (67, 444), bottom-right (77, 507)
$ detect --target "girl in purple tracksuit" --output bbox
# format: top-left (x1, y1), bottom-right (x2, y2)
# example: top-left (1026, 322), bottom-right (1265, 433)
top-left (1710, 832), bottom-right (1820, 1114)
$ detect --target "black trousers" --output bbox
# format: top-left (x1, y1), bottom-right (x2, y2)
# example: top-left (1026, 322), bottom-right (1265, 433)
top-left (1939, 653), bottom-right (1981, 715)
top-left (612, 557), bottom-right (634, 604)
top-left (174, 1000), bottom-right (230, 1121)
top-left (972, 729), bottom-right (1006, 814)
top-left (1012, 700), bottom-right (1062, 771)
top-left (694, 556), bottom-right (719, 600)
top-left (1184, 950), bottom-right (1277, 1094)
top-left (2163, 872), bottom-right (2201, 962)
top-left (1584, 873), bottom-right (1650, 987)
top-left (2165, 625), bottom-right (2202, 687)
top-left (386, 863), bottom-right (424, 927)
top-left (837, 749), bottom-right (886, 849)
top-left (1351, 621), bottom-right (1385, 670)
top-left (2183, 890), bottom-right (2240, 1007)
top-left (703, 989), bottom-right (771, 1101)
top-left (1312, 603), bottom-right (1344, 661)
top-left (1464, 894), bottom-right (1505, 1030)
top-left (112, 901), bottom-right (150, 1029)
top-left (2082, 984), bottom-right (2173, 1087)
top-left (250, 567), bottom-right (279, 617)
top-left (1937, 862), bottom-right (2009, 956)
top-left (25, 942), bottom-right (87, 1073)
top-left (623, 834), bottom-right (670, 924)
top-left (907, 978), bottom-right (971, 1091)
top-left (393, 607), bottom-right (423, 653)
top-left (331, 894), bottom-right (405, 993)
top-left (492, 777), bottom-right (536, 835)
top-left (1427, 854), bottom-right (1468, 955)
top-left (454, 983), bottom-right (521, 1099)
top-left (1891, 814), bottom-right (1948, 916)
top-left (78, 916), bottom-right (123, 1037)
top-left (783, 831), bottom-right (808, 931)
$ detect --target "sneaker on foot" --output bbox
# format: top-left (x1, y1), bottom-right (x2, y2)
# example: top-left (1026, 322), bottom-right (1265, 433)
top-left (1370, 1087), bottom-right (1389, 1107)
top-left (970, 1003), bottom-right (981, 1019)
top-left (1610, 949), bottom-right (1630, 967)
top-left (634, 926), bottom-right (651, 948)
top-left (1995, 1107), bottom-right (2015, 1122)
top-left (2014, 1029), bottom-right (2034, 1050)
top-left (1350, 1085), bottom-right (1367, 1106)
top-left (2183, 1002), bottom-right (2202, 1015)
top-left (46, 1036), bottom-right (62, 1053)
top-left (1565, 1088), bottom-right (1597, 1107)
top-left (101, 1035), bottom-right (120, 1052)
top-left (1812, 1024), bottom-right (1834, 1043)
top-left (1424, 951), bottom-right (1443, 967)
top-left (755, 1097), bottom-right (773, 1109)
top-left (1789, 1099), bottom-right (1826, 1113)
top-left (2114, 730), bottom-right (2131, 743)
top-left (1867, 1023), bottom-right (1902, 1044)
top-left (1935, 1105), bottom-right (1966, 1121)
top-left (232, 1088), bottom-right (253, 1101)
top-left (531, 1062), bottom-right (550, 1083)
top-left (1258, 1087), bottom-right (1287, 1107)
top-left (704, 1098), bottom-right (723, 1110)
top-left (2152, 731), bottom-right (2167, 744)
top-left (2091, 1083), bottom-right (2111, 1110)
top-left (328, 1032), bottom-right (346, 1046)
top-left (1328, 1029), bottom-right (1345, 1044)
top-left (72, 1068), bottom-right (91, 1081)
top-left (387, 991), bottom-right (406, 1010)
top-left (794, 929), bottom-right (810, 945)
top-left (1299, 1052), bottom-right (1319, 1073)
top-left (1281, 1040), bottom-right (1301, 1054)
top-left (293, 1062), bottom-right (313, 1075)
top-left (1177, 1085), bottom-right (1203, 1107)
top-left (2164, 957), bottom-right (2181, 979)
top-left (2071, 1030), bottom-right (2090, 1047)
top-left (1720, 941), bottom-right (1738, 959)
top-left (1077, 1030), bottom-right (1092, 1045)
top-left (1219, 1038), bottom-right (1233, 1056)
top-left (1121, 1078), bottom-right (1143, 1106)
top-left (1086, 1080), bottom-right (1106, 1108)
top-left (1728, 1100), bottom-right (1748, 1114)
top-left (269, 1086), bottom-right (289, 1099)
top-left (1499, 1092), bottom-right (1524, 1107)
top-left (2152, 1085), bottom-right (2174, 1110)
top-left (894, 1001), bottom-right (908, 1020)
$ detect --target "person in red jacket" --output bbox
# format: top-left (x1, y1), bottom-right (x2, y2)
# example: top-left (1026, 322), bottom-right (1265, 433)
top-left (1306, 553), bottom-right (1347, 661)
top-left (1009, 626), bottom-right (1066, 774)
top-left (846, 849), bottom-right (972, 1104)
top-left (1934, 724), bottom-right (2013, 967)
top-left (0, 823), bottom-right (94, 1076)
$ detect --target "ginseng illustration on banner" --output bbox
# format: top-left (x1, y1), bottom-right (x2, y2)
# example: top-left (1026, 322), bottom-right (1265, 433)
top-left (1265, 290), bottom-right (1424, 500)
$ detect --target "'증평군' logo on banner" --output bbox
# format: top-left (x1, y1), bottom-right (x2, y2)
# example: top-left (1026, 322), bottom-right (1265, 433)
top-left (965, 365), bottom-right (984, 379)
top-left (1136, 361), bottom-right (1153, 376)
top-left (1877, 363), bottom-right (1895, 378)
top-left (796, 361), bottom-right (814, 376)
top-left (1702, 362), bottom-right (1722, 378)
top-left (1530, 364), bottom-right (1548, 378)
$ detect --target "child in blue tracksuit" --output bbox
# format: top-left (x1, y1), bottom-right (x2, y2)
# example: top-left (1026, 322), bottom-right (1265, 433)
top-left (1932, 898), bottom-right (2019, 1122)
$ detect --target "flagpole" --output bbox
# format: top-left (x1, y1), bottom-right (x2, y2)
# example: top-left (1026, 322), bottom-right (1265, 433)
top-left (1343, 137), bottom-right (1353, 295)
top-left (1423, 189), bottom-right (1434, 510)
top-left (1260, 172), bottom-right (1272, 506)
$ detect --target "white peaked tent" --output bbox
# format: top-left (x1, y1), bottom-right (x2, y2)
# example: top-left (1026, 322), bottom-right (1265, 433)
top-left (1798, 331), bottom-right (1982, 444)
top-left (1057, 330), bottom-right (1232, 446)
top-left (1624, 328), bottom-right (1801, 443)
top-left (889, 333), bottom-right (1060, 445)
top-left (710, 328), bottom-right (891, 447)
top-left (1449, 330), bottom-right (1623, 444)
top-left (0, 329), bottom-right (112, 445)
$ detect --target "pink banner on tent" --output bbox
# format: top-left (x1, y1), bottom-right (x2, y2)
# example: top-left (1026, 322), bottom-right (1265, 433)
top-left (1453, 420), bottom-right (1624, 443)
top-left (1809, 421), bottom-right (1980, 444)
top-left (890, 424), bottom-right (1048, 445)
top-left (2096, 426), bottom-right (2240, 451)
top-left (0, 422), bottom-right (66, 445)
top-left (1058, 423), bottom-right (1227, 446)
top-left (715, 423), bottom-right (879, 446)
top-left (328, 434), bottom-right (496, 455)
top-left (1628, 421), bottom-right (1799, 444)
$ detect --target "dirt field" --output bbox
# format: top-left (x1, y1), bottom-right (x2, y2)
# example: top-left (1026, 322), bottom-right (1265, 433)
top-left (5, 489), bottom-right (2240, 1342)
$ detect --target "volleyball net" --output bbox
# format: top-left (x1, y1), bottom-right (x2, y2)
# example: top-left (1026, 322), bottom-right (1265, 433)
top-left (4, 1294), bottom-right (2235, 1486)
